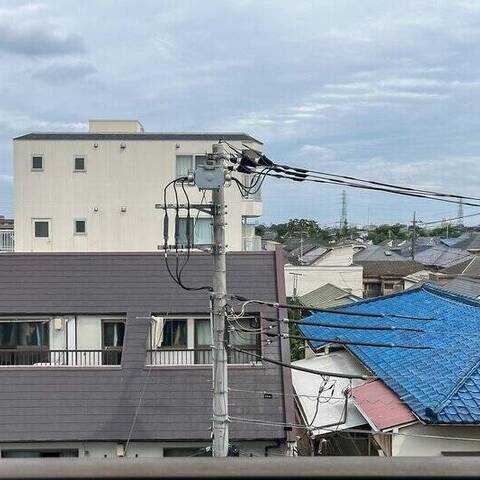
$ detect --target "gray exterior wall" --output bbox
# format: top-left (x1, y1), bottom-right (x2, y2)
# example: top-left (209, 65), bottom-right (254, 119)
top-left (0, 251), bottom-right (292, 443)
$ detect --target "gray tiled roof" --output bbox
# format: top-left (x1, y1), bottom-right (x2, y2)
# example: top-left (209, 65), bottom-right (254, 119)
top-left (442, 277), bottom-right (480, 299)
top-left (298, 283), bottom-right (359, 309)
top-left (412, 245), bottom-right (473, 269)
top-left (464, 257), bottom-right (480, 277)
top-left (0, 252), bottom-right (289, 443)
top-left (449, 232), bottom-right (480, 251)
top-left (14, 132), bottom-right (261, 143)
top-left (357, 260), bottom-right (426, 277)
top-left (354, 245), bottom-right (405, 261)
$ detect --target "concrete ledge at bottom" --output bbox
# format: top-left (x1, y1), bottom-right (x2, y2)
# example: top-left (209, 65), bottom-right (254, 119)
top-left (0, 457), bottom-right (478, 479)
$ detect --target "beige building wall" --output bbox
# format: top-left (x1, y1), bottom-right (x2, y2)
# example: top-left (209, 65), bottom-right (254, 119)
top-left (14, 131), bottom-right (262, 252)
top-left (284, 264), bottom-right (364, 298)
top-left (312, 245), bottom-right (354, 267)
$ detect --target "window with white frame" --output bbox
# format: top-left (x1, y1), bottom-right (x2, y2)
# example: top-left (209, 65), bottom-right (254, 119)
top-left (177, 217), bottom-right (212, 247)
top-left (0, 319), bottom-right (49, 366)
top-left (74, 156), bottom-right (86, 172)
top-left (74, 219), bottom-right (87, 235)
top-left (32, 155), bottom-right (43, 171)
top-left (227, 317), bottom-right (261, 364)
top-left (34, 220), bottom-right (50, 238)
top-left (176, 154), bottom-right (208, 178)
top-left (147, 316), bottom-right (260, 366)
top-left (161, 319), bottom-right (188, 348)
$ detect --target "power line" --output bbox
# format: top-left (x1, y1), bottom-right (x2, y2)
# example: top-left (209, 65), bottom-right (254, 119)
top-left (226, 345), bottom-right (374, 380)
top-left (230, 148), bottom-right (480, 207)
top-left (269, 332), bottom-right (431, 350)
top-left (419, 210), bottom-right (480, 226)
top-left (267, 317), bottom-right (425, 333)
top-left (228, 417), bottom-right (480, 444)
top-left (230, 295), bottom-right (435, 320)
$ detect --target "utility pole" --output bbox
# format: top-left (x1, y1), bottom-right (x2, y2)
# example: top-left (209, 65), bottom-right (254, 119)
top-left (340, 190), bottom-right (347, 237)
top-left (411, 211), bottom-right (416, 261)
top-left (289, 272), bottom-right (303, 299)
top-left (211, 143), bottom-right (229, 457)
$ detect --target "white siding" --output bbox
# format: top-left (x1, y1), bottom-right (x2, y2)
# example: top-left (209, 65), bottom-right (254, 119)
top-left (392, 424), bottom-right (480, 456)
top-left (284, 265), bottom-right (364, 297)
top-left (14, 137), bottom-right (262, 252)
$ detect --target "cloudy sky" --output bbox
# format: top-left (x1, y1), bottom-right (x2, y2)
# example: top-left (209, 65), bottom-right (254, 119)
top-left (1, 0), bottom-right (480, 226)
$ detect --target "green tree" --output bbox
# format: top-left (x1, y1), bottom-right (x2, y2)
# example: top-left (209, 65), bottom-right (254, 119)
top-left (368, 223), bottom-right (408, 244)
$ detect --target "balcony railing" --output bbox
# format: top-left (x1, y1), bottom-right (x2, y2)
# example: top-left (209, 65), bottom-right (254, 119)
top-left (146, 347), bottom-right (260, 366)
top-left (0, 348), bottom-right (122, 366)
top-left (0, 230), bottom-right (14, 252)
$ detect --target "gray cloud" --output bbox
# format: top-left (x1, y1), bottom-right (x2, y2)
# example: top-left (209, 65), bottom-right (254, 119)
top-left (1, 0), bottom-right (480, 224)
top-left (33, 60), bottom-right (97, 82)
top-left (0, 21), bottom-right (86, 57)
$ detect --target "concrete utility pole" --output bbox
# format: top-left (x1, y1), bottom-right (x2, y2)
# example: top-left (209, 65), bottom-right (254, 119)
top-left (411, 211), bottom-right (416, 261)
top-left (211, 143), bottom-right (229, 457)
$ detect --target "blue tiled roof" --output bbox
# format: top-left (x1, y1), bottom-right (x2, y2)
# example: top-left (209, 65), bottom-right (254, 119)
top-left (299, 284), bottom-right (480, 424)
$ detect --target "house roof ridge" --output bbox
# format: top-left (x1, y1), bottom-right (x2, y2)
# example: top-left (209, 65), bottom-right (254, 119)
top-left (423, 282), bottom-right (480, 308)
top-left (433, 355), bottom-right (480, 418)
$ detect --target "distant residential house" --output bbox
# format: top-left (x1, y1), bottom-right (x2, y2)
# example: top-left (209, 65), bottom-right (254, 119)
top-left (410, 245), bottom-right (474, 271)
top-left (441, 276), bottom-right (480, 299)
top-left (354, 245), bottom-right (405, 262)
top-left (285, 245), bottom-right (363, 298)
top-left (0, 251), bottom-right (294, 458)
top-left (355, 260), bottom-right (429, 298)
top-left (446, 232), bottom-right (480, 254)
top-left (294, 284), bottom-right (480, 456)
top-left (298, 283), bottom-right (360, 310)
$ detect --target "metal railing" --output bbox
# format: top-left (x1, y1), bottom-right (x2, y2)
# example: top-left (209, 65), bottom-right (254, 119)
top-left (0, 457), bottom-right (478, 478)
top-left (0, 230), bottom-right (14, 252)
top-left (146, 347), bottom-right (260, 366)
top-left (0, 349), bottom-right (122, 366)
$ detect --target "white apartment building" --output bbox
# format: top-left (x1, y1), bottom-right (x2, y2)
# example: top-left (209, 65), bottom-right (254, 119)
top-left (13, 120), bottom-right (262, 252)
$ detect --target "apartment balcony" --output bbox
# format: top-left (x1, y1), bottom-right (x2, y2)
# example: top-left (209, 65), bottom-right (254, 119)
top-left (146, 347), bottom-right (259, 366)
top-left (0, 230), bottom-right (14, 252)
top-left (0, 348), bottom-right (122, 367)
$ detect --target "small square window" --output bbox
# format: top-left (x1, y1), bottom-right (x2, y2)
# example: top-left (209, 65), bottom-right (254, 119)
top-left (34, 221), bottom-right (49, 238)
top-left (74, 219), bottom-right (86, 235)
top-left (32, 156), bottom-right (43, 170)
top-left (74, 157), bottom-right (85, 171)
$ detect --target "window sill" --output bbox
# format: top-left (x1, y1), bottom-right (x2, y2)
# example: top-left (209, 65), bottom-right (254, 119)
top-left (31, 169), bottom-right (44, 172)
top-left (73, 170), bottom-right (87, 173)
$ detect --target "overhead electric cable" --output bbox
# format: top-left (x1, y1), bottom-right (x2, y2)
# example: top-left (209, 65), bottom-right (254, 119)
top-left (265, 317), bottom-right (424, 333)
top-left (225, 345), bottom-right (374, 380)
top-left (285, 332), bottom-right (430, 350)
top-left (230, 295), bottom-right (434, 320)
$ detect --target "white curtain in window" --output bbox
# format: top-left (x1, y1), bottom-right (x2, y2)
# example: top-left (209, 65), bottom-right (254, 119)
top-left (176, 155), bottom-right (193, 177)
top-left (151, 316), bottom-right (164, 348)
top-left (195, 320), bottom-right (211, 346)
top-left (194, 218), bottom-right (212, 246)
